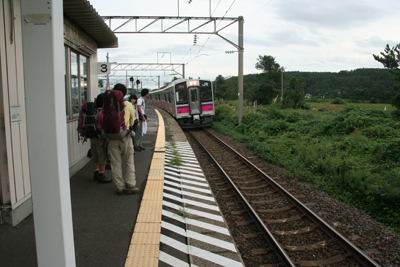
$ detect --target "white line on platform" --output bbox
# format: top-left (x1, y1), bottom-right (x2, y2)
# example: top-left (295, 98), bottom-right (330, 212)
top-left (159, 251), bottom-right (190, 267)
top-left (187, 230), bottom-right (237, 252)
top-left (163, 201), bottom-right (224, 222)
top-left (160, 235), bottom-right (243, 267)
top-left (162, 210), bottom-right (231, 236)
top-left (164, 180), bottom-right (212, 194)
top-left (162, 221), bottom-right (236, 252)
top-left (179, 169), bottom-right (205, 177)
top-left (164, 185), bottom-right (216, 202)
top-left (164, 175), bottom-right (209, 188)
top-left (160, 234), bottom-right (189, 254)
top-left (188, 245), bottom-right (244, 267)
top-left (163, 192), bottom-right (220, 212)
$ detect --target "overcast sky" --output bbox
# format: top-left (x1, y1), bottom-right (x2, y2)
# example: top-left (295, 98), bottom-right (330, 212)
top-left (88, 0), bottom-right (400, 88)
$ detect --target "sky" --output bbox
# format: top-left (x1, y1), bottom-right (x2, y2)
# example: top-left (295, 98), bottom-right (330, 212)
top-left (88, 0), bottom-right (400, 89)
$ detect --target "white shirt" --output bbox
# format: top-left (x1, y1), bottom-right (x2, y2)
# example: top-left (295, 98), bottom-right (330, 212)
top-left (137, 97), bottom-right (145, 115)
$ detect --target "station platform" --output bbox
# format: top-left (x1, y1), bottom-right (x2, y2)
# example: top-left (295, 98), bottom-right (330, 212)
top-left (0, 106), bottom-right (244, 267)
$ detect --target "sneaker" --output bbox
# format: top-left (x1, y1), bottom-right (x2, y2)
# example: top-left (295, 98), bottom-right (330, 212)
top-left (124, 186), bottom-right (139, 194)
top-left (138, 146), bottom-right (146, 150)
top-left (97, 173), bottom-right (112, 183)
top-left (134, 146), bottom-right (141, 151)
top-left (116, 189), bottom-right (124, 195)
top-left (93, 170), bottom-right (100, 181)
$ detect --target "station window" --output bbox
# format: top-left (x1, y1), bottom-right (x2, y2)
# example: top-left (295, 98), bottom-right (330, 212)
top-left (65, 46), bottom-right (89, 119)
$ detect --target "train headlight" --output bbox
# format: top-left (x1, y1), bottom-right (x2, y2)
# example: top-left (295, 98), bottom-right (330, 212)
top-left (189, 80), bottom-right (198, 86)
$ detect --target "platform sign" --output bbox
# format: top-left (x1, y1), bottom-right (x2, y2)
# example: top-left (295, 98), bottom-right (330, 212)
top-left (98, 62), bottom-right (110, 75)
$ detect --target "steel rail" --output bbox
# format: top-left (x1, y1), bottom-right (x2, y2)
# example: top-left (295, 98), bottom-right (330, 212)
top-left (188, 130), bottom-right (295, 267)
top-left (202, 128), bottom-right (381, 267)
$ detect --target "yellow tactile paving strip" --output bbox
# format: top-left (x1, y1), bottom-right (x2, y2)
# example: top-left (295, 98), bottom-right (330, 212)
top-left (125, 109), bottom-right (165, 267)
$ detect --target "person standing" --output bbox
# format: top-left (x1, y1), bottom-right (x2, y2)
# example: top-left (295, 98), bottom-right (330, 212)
top-left (106, 84), bottom-right (139, 195)
top-left (129, 94), bottom-right (141, 151)
top-left (90, 93), bottom-right (111, 183)
top-left (135, 89), bottom-right (149, 151)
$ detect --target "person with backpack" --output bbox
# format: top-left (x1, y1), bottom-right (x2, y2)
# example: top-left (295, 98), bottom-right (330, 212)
top-left (77, 93), bottom-right (111, 183)
top-left (134, 89), bottom-right (149, 151)
top-left (103, 84), bottom-right (139, 195)
top-left (90, 93), bottom-right (111, 183)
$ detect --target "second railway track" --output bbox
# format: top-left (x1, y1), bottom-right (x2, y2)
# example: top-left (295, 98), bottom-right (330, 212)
top-left (186, 128), bottom-right (380, 267)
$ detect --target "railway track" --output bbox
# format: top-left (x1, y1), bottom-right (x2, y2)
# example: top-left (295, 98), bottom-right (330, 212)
top-left (187, 128), bottom-right (380, 267)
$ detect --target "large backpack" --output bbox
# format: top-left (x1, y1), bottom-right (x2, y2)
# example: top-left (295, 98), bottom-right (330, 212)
top-left (77, 101), bottom-right (99, 143)
top-left (102, 90), bottom-right (129, 140)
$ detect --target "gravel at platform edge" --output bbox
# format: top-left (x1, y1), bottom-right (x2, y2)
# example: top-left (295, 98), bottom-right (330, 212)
top-left (208, 128), bottom-right (400, 267)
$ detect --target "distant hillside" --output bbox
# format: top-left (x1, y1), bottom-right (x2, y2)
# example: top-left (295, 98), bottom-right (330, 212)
top-left (235, 68), bottom-right (399, 103)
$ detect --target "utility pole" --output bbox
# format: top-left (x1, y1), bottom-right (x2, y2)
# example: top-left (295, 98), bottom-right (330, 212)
top-left (106, 53), bottom-right (110, 90)
top-left (281, 70), bottom-right (284, 100)
top-left (238, 16), bottom-right (244, 125)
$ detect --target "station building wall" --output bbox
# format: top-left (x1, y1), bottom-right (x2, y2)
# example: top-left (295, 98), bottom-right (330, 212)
top-left (0, 0), bottom-right (102, 225)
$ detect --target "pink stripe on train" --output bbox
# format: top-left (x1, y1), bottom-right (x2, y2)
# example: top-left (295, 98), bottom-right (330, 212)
top-left (202, 104), bottom-right (214, 112)
top-left (177, 107), bottom-right (189, 114)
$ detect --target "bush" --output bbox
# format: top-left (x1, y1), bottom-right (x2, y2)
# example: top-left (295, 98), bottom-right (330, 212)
top-left (331, 97), bottom-right (345, 104)
top-left (211, 101), bottom-right (400, 233)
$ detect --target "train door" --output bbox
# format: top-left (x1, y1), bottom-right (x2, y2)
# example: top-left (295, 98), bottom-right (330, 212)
top-left (188, 87), bottom-right (201, 115)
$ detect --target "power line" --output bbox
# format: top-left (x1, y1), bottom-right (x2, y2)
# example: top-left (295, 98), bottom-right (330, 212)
top-left (247, 0), bottom-right (274, 21)
top-left (209, 0), bottom-right (275, 52)
top-left (185, 0), bottom-right (237, 65)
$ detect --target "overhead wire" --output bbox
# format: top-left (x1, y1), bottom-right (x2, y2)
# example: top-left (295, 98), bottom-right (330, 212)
top-left (185, 0), bottom-right (237, 65)
top-left (209, 0), bottom-right (275, 51)
top-left (178, 0), bottom-right (223, 64)
top-left (174, 0), bottom-right (277, 73)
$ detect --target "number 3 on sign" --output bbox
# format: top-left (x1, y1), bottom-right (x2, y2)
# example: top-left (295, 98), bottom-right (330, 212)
top-left (98, 62), bottom-right (110, 75)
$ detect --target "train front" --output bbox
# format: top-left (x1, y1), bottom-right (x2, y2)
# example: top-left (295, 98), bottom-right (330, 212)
top-left (175, 79), bottom-right (214, 129)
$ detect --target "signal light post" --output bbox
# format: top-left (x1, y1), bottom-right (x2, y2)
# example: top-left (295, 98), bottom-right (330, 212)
top-left (129, 76), bottom-right (134, 94)
top-left (136, 79), bottom-right (141, 94)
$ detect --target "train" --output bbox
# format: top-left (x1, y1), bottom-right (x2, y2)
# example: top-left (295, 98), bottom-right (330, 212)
top-left (148, 78), bottom-right (215, 129)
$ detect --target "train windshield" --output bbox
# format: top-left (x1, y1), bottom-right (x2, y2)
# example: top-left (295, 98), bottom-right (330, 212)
top-left (200, 80), bottom-right (213, 102)
top-left (175, 82), bottom-right (188, 104)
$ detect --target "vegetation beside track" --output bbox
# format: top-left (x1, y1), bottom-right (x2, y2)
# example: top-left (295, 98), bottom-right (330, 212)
top-left (212, 100), bottom-right (400, 234)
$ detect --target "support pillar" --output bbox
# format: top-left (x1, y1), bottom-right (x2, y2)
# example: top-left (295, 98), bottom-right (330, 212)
top-left (20, 0), bottom-right (76, 266)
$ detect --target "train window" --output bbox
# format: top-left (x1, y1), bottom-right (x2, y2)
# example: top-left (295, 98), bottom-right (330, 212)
top-left (200, 80), bottom-right (213, 102)
top-left (191, 90), bottom-right (198, 102)
top-left (175, 82), bottom-right (188, 104)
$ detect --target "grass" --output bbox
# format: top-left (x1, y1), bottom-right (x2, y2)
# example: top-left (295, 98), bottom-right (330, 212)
top-left (212, 100), bottom-right (400, 234)
top-left (173, 207), bottom-right (190, 218)
top-left (306, 99), bottom-right (396, 112)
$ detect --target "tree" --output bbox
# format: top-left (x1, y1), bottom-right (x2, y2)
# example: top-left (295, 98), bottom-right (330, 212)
top-left (373, 44), bottom-right (400, 71)
top-left (373, 44), bottom-right (400, 109)
top-left (281, 77), bottom-right (306, 109)
top-left (214, 75), bottom-right (226, 99)
top-left (255, 55), bottom-right (283, 84)
top-left (255, 83), bottom-right (280, 105)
